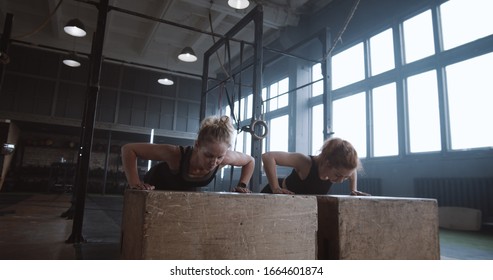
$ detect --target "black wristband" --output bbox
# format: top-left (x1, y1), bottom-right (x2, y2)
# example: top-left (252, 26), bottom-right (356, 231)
top-left (236, 182), bottom-right (247, 188)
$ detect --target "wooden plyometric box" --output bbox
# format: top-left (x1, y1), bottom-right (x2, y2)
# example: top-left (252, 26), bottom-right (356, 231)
top-left (121, 190), bottom-right (318, 259)
top-left (317, 195), bottom-right (440, 260)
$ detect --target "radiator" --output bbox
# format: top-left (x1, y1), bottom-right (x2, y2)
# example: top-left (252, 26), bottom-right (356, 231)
top-left (330, 178), bottom-right (382, 196)
top-left (414, 177), bottom-right (493, 222)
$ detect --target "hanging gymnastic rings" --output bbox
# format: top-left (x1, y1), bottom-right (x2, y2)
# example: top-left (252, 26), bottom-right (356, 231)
top-left (241, 119), bottom-right (268, 140)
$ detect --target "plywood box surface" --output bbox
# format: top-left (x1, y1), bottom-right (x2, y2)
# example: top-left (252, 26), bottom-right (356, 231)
top-left (317, 195), bottom-right (440, 260)
top-left (121, 190), bottom-right (318, 259)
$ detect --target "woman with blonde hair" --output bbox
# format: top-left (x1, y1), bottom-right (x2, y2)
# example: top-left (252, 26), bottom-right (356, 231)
top-left (261, 137), bottom-right (369, 195)
top-left (122, 115), bottom-right (254, 193)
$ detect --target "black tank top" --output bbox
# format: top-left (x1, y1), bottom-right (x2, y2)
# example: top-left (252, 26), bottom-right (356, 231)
top-left (261, 156), bottom-right (333, 194)
top-left (144, 146), bottom-right (219, 191)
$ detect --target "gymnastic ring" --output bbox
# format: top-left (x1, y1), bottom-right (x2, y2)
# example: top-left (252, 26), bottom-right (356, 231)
top-left (250, 119), bottom-right (268, 140)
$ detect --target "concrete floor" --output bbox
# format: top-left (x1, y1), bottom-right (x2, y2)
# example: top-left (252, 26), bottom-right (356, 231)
top-left (1, 192), bottom-right (493, 260)
top-left (440, 227), bottom-right (493, 260)
top-left (0, 193), bottom-right (121, 260)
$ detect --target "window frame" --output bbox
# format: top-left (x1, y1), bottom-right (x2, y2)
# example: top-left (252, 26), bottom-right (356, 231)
top-left (306, 3), bottom-right (493, 161)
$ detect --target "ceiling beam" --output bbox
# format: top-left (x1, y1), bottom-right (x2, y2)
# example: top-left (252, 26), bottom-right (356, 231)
top-left (190, 11), bottom-right (227, 54)
top-left (179, 0), bottom-right (299, 29)
top-left (138, 0), bottom-right (175, 56)
top-left (47, 0), bottom-right (61, 38)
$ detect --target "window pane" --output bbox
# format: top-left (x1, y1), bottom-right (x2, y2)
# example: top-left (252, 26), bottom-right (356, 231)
top-left (233, 100), bottom-right (240, 120)
top-left (269, 115), bottom-right (289, 152)
top-left (240, 99), bottom-right (246, 119)
top-left (234, 130), bottom-right (244, 152)
top-left (311, 104), bottom-right (324, 155)
top-left (266, 78), bottom-right (290, 111)
top-left (372, 83), bottom-right (398, 156)
top-left (224, 105), bottom-right (231, 117)
top-left (446, 52), bottom-right (493, 149)
top-left (246, 94), bottom-right (253, 118)
top-left (246, 132), bottom-right (252, 155)
top-left (332, 43), bottom-right (365, 89)
top-left (278, 77), bottom-right (289, 108)
top-left (403, 10), bottom-right (435, 64)
top-left (441, 0), bottom-right (493, 50)
top-left (370, 28), bottom-right (395, 76)
top-left (269, 82), bottom-right (278, 111)
top-left (312, 63), bottom-right (324, 97)
top-left (407, 70), bottom-right (441, 153)
top-left (333, 93), bottom-right (367, 157)
top-left (262, 87), bottom-right (267, 114)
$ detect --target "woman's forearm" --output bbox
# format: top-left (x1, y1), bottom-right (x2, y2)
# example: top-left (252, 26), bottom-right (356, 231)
top-left (121, 144), bottom-right (142, 186)
top-left (262, 153), bottom-right (281, 192)
top-left (348, 171), bottom-right (357, 192)
top-left (238, 155), bottom-right (255, 185)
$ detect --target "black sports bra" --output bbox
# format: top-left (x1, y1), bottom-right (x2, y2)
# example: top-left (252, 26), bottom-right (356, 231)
top-left (144, 146), bottom-right (219, 191)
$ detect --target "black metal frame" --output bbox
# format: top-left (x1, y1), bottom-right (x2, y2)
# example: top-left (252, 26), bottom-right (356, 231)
top-left (200, 5), bottom-right (264, 190)
top-left (65, 2), bottom-right (333, 241)
top-left (199, 7), bottom-right (337, 191)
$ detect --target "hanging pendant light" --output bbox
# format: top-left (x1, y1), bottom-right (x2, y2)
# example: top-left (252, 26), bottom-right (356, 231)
top-left (64, 18), bottom-right (87, 37)
top-left (177, 47), bottom-right (197, 62)
top-left (63, 51), bottom-right (81, 67)
top-left (158, 77), bottom-right (174, 85)
top-left (228, 0), bottom-right (250, 9)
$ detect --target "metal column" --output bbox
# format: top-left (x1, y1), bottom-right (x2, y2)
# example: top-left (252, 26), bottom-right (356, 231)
top-left (250, 6), bottom-right (264, 191)
top-left (67, 0), bottom-right (109, 244)
top-left (320, 28), bottom-right (333, 140)
top-left (0, 13), bottom-right (13, 90)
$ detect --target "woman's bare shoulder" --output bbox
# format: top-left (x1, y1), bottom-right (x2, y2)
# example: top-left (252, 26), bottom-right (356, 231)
top-left (125, 143), bottom-right (182, 161)
top-left (263, 151), bottom-right (311, 167)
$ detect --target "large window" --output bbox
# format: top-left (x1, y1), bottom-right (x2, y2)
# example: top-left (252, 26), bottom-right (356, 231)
top-left (372, 83), bottom-right (398, 157)
top-left (262, 77), bottom-right (290, 152)
top-left (333, 93), bottom-right (367, 158)
top-left (402, 10), bottom-right (435, 64)
top-left (307, 2), bottom-right (493, 160)
top-left (407, 70), bottom-right (441, 153)
top-left (446, 52), bottom-right (493, 150)
top-left (440, 0), bottom-right (493, 51)
top-left (332, 43), bottom-right (365, 90)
